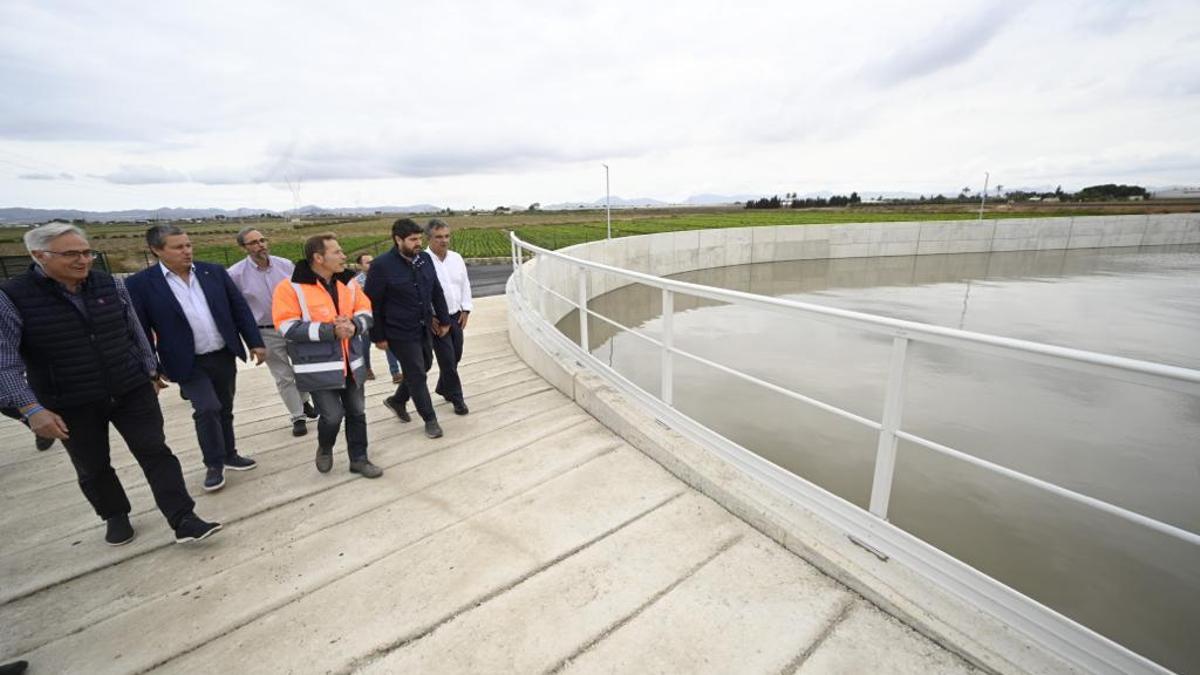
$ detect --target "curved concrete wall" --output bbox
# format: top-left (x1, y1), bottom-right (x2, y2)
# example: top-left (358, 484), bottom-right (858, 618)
top-left (524, 213), bottom-right (1200, 325)
top-left (507, 212), bottom-right (1199, 674)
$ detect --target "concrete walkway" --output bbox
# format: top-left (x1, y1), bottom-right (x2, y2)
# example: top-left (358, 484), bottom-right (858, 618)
top-left (0, 296), bottom-right (978, 674)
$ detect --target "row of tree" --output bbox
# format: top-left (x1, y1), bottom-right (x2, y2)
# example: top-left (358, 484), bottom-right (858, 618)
top-left (745, 192), bottom-right (863, 209)
top-left (744, 184), bottom-right (1151, 209)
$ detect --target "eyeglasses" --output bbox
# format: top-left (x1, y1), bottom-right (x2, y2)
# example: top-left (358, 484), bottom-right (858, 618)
top-left (41, 249), bottom-right (98, 261)
top-left (243, 237), bottom-right (269, 247)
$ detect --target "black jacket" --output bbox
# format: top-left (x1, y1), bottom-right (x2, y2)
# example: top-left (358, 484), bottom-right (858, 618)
top-left (363, 246), bottom-right (451, 343)
top-left (1, 267), bottom-right (150, 408)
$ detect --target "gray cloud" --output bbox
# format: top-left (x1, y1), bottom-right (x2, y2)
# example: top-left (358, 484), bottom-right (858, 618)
top-left (866, 2), bottom-right (1020, 85)
top-left (94, 133), bottom-right (654, 187)
top-left (1014, 152), bottom-right (1200, 181)
top-left (95, 164), bottom-right (190, 185)
top-left (1074, 0), bottom-right (1151, 34)
top-left (19, 172), bottom-right (74, 181)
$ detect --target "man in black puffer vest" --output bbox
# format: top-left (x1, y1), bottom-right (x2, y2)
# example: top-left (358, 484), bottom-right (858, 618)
top-left (0, 224), bottom-right (222, 546)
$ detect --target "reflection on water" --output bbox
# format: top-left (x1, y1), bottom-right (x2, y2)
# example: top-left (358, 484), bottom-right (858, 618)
top-left (556, 245), bottom-right (1200, 673)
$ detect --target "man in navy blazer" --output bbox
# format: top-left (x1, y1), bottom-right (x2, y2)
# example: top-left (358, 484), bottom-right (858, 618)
top-left (126, 224), bottom-right (267, 492)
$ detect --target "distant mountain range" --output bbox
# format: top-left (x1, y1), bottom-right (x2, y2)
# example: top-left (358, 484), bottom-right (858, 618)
top-left (0, 204), bottom-right (444, 225)
top-left (3, 185), bottom-right (1195, 225)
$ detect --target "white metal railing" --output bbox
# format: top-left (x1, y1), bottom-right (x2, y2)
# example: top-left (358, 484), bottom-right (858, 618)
top-left (508, 231), bottom-right (1199, 674)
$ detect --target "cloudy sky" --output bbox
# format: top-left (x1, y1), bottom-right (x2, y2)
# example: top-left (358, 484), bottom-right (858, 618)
top-left (1, 0), bottom-right (1198, 211)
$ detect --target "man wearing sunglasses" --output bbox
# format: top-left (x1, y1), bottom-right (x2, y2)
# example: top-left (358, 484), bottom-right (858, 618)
top-left (0, 224), bottom-right (221, 545)
top-left (228, 227), bottom-right (318, 437)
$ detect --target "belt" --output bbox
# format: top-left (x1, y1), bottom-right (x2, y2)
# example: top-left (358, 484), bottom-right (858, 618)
top-left (258, 324), bottom-right (275, 329)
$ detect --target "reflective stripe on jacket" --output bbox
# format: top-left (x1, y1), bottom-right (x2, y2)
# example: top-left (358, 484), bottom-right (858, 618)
top-left (271, 264), bottom-right (372, 392)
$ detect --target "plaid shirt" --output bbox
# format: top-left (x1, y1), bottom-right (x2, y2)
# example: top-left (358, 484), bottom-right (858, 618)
top-left (0, 269), bottom-right (157, 410)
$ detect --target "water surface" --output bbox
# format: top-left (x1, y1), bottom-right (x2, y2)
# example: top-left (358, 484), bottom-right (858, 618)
top-left (558, 244), bottom-right (1200, 672)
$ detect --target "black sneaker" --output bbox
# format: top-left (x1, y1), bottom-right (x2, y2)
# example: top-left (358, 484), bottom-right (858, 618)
top-left (0, 659), bottom-right (29, 675)
top-left (424, 419), bottom-right (444, 439)
top-left (452, 398), bottom-right (469, 416)
top-left (105, 515), bottom-right (135, 546)
top-left (292, 419), bottom-right (308, 437)
top-left (35, 435), bottom-right (55, 451)
top-left (203, 466), bottom-right (225, 492)
top-left (224, 454), bottom-right (257, 471)
top-left (174, 514), bottom-right (222, 544)
top-left (303, 401), bottom-right (319, 419)
top-left (384, 396), bottom-right (411, 423)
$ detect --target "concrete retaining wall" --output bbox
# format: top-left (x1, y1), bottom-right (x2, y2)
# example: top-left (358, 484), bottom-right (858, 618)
top-left (523, 213), bottom-right (1200, 326)
top-left (505, 211), bottom-right (1200, 674)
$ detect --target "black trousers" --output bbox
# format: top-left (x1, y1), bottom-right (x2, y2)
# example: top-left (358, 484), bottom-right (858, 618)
top-left (432, 313), bottom-right (464, 402)
top-left (389, 335), bottom-right (437, 422)
top-left (177, 350), bottom-right (238, 468)
top-left (57, 382), bottom-right (195, 528)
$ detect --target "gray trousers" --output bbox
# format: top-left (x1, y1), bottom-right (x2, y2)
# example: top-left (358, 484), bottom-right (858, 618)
top-left (260, 326), bottom-right (308, 422)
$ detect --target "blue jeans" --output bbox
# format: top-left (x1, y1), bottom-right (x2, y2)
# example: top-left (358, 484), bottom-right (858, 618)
top-left (310, 378), bottom-right (368, 461)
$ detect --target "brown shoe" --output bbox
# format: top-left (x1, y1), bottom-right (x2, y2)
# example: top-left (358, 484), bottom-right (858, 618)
top-left (365, 368), bottom-right (376, 381)
top-left (391, 373), bottom-right (403, 384)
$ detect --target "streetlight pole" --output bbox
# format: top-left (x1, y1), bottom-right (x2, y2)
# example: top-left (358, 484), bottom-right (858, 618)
top-left (602, 163), bottom-right (611, 239)
top-left (979, 171), bottom-right (989, 220)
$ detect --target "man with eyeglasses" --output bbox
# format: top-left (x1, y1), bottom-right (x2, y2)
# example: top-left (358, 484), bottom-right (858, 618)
top-left (228, 227), bottom-right (318, 437)
top-left (0, 223), bottom-right (221, 545)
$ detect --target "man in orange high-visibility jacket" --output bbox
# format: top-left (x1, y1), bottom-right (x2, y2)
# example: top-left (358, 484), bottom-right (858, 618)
top-left (272, 233), bottom-right (382, 478)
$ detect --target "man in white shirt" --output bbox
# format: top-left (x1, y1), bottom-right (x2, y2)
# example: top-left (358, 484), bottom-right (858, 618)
top-left (425, 219), bottom-right (471, 415)
top-left (228, 227), bottom-right (318, 437)
top-left (125, 225), bottom-right (267, 493)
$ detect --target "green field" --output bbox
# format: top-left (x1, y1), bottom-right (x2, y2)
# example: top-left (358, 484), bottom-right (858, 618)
top-left (5, 203), bottom-right (1186, 271)
top-left (192, 234), bottom-right (394, 267)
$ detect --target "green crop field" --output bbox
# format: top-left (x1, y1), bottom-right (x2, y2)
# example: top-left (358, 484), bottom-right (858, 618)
top-left (5, 202), bottom-right (1187, 272)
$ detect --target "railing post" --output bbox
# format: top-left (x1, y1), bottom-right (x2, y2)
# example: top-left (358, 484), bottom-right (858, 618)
top-left (869, 336), bottom-right (909, 519)
top-left (577, 271), bottom-right (589, 351)
top-left (661, 289), bottom-right (674, 405)
top-left (515, 242), bottom-right (525, 299)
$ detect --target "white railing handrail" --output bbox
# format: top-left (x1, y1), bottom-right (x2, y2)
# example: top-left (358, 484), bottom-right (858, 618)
top-left (510, 233), bottom-right (1200, 392)
top-left (508, 230), bottom-right (1197, 674)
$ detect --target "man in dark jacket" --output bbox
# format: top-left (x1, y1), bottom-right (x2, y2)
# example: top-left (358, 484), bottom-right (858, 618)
top-left (364, 218), bottom-right (453, 439)
top-left (126, 224), bottom-right (266, 492)
top-left (0, 224), bottom-right (221, 545)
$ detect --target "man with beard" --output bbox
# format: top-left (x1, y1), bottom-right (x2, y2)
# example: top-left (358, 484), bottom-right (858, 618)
top-left (364, 218), bottom-right (452, 439)
top-left (228, 227), bottom-right (318, 437)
